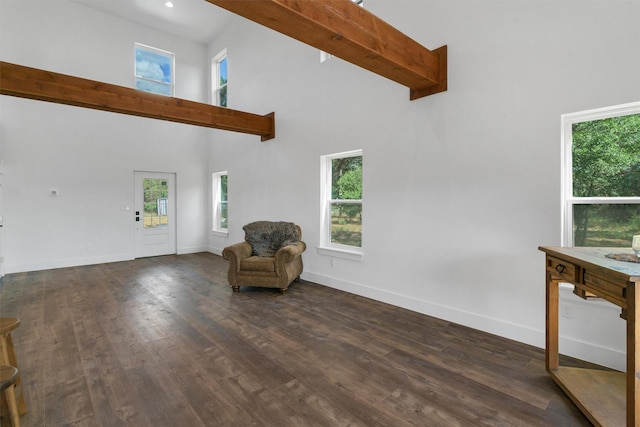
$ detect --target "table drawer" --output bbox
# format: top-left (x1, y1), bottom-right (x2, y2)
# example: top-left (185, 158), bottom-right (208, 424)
top-left (546, 256), bottom-right (578, 282)
top-left (581, 270), bottom-right (627, 308)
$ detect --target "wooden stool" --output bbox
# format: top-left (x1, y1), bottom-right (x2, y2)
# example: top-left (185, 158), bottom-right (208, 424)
top-left (0, 366), bottom-right (20, 427)
top-left (0, 318), bottom-right (26, 416)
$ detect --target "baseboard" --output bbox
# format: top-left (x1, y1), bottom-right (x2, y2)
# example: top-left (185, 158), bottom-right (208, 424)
top-left (177, 245), bottom-right (210, 255)
top-left (6, 246), bottom-right (210, 275)
top-left (4, 254), bottom-right (134, 274)
top-left (558, 333), bottom-right (625, 371)
top-left (208, 246), bottom-right (224, 256)
top-left (557, 283), bottom-right (626, 370)
top-left (301, 270), bottom-right (625, 371)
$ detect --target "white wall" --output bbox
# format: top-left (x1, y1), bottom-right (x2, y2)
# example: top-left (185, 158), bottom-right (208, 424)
top-left (1, 0), bottom-right (638, 370)
top-left (207, 0), bottom-right (640, 369)
top-left (0, 0), bottom-right (210, 272)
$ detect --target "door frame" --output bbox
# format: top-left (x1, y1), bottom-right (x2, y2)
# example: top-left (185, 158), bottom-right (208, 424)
top-left (134, 171), bottom-right (177, 258)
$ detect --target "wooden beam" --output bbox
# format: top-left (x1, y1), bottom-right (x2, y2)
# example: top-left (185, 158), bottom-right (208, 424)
top-left (205, 0), bottom-right (447, 100)
top-left (0, 61), bottom-right (276, 141)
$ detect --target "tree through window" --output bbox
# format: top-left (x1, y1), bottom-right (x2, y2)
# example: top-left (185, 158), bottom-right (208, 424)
top-left (143, 178), bottom-right (169, 228)
top-left (212, 171), bottom-right (228, 232)
top-left (321, 150), bottom-right (363, 249)
top-left (563, 103), bottom-right (640, 246)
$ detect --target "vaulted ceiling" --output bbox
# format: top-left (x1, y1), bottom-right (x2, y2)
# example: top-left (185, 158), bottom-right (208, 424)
top-left (2, 0), bottom-right (446, 140)
top-left (71, 0), bottom-right (235, 43)
top-left (70, 0), bottom-right (448, 101)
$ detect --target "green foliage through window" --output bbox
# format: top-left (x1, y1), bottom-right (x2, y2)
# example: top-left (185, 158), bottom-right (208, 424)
top-left (220, 174), bottom-right (228, 229)
top-left (143, 178), bottom-right (169, 228)
top-left (571, 113), bottom-right (640, 246)
top-left (330, 155), bottom-right (362, 247)
top-left (213, 172), bottom-right (228, 231)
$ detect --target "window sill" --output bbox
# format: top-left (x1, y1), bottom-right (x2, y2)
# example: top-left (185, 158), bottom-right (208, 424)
top-left (317, 246), bottom-right (364, 262)
top-left (211, 230), bottom-right (229, 238)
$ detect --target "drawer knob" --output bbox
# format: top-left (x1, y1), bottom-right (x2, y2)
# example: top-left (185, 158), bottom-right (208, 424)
top-left (555, 264), bottom-right (565, 274)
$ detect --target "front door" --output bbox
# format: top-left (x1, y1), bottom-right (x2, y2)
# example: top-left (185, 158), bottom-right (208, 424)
top-left (134, 171), bottom-right (176, 258)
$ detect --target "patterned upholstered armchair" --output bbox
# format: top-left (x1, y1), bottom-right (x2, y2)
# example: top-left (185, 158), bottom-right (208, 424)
top-left (222, 221), bottom-right (306, 293)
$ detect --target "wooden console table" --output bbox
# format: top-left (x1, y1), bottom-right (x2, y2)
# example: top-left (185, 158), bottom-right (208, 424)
top-left (539, 246), bottom-right (640, 427)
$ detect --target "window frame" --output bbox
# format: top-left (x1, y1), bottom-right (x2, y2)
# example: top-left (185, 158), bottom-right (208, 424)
top-left (561, 101), bottom-right (640, 246)
top-left (134, 42), bottom-right (175, 96)
top-left (212, 171), bottom-right (228, 236)
top-left (319, 149), bottom-right (364, 261)
top-left (212, 49), bottom-right (228, 107)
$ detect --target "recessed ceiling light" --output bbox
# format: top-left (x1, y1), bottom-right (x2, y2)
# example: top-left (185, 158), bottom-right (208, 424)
top-left (165, 1), bottom-right (174, 7)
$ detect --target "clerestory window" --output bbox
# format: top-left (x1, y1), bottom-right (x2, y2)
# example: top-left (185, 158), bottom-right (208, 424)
top-left (134, 43), bottom-right (174, 96)
top-left (320, 0), bottom-right (363, 63)
top-left (212, 49), bottom-right (228, 107)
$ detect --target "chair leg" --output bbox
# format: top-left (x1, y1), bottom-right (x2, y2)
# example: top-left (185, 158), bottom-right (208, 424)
top-left (0, 333), bottom-right (25, 416)
top-left (5, 384), bottom-right (20, 427)
top-left (4, 335), bottom-right (25, 414)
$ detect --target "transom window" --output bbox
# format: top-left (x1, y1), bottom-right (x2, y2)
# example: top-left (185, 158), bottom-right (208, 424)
top-left (134, 43), bottom-right (174, 96)
top-left (212, 171), bottom-right (228, 232)
top-left (212, 49), bottom-right (228, 107)
top-left (562, 102), bottom-right (640, 247)
top-left (320, 150), bottom-right (363, 256)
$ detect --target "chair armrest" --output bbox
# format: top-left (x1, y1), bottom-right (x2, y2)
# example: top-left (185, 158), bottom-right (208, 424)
top-left (222, 242), bottom-right (252, 263)
top-left (275, 241), bottom-right (307, 264)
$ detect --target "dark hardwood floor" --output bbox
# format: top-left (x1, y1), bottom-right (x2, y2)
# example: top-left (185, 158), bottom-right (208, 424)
top-left (0, 252), bottom-right (596, 426)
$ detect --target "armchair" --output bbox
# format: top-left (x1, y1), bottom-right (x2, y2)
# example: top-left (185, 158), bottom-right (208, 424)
top-left (222, 221), bottom-right (306, 293)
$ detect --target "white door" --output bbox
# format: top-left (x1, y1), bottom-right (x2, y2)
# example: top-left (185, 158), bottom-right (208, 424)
top-left (134, 171), bottom-right (176, 258)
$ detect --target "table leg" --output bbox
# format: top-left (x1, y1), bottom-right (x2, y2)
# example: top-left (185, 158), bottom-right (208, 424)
top-left (546, 274), bottom-right (559, 371)
top-left (627, 283), bottom-right (639, 426)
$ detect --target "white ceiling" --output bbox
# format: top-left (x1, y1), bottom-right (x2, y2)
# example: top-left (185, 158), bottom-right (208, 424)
top-left (72, 0), bottom-right (236, 44)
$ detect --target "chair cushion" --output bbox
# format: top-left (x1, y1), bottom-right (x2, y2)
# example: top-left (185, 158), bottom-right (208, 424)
top-left (243, 221), bottom-right (299, 257)
top-left (240, 256), bottom-right (276, 272)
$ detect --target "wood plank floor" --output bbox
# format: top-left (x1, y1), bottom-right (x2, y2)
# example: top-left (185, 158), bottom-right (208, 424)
top-left (0, 252), bottom-right (597, 426)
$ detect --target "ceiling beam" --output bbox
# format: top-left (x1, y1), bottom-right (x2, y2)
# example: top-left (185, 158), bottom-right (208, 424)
top-left (0, 61), bottom-right (276, 141)
top-left (205, 0), bottom-right (447, 100)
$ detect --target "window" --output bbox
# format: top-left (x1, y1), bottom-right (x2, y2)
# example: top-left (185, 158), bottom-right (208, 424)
top-left (143, 178), bottom-right (169, 228)
top-left (562, 102), bottom-right (640, 247)
top-left (212, 50), bottom-right (228, 107)
top-left (320, 150), bottom-right (363, 258)
top-left (135, 43), bottom-right (174, 96)
top-left (212, 171), bottom-right (228, 233)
